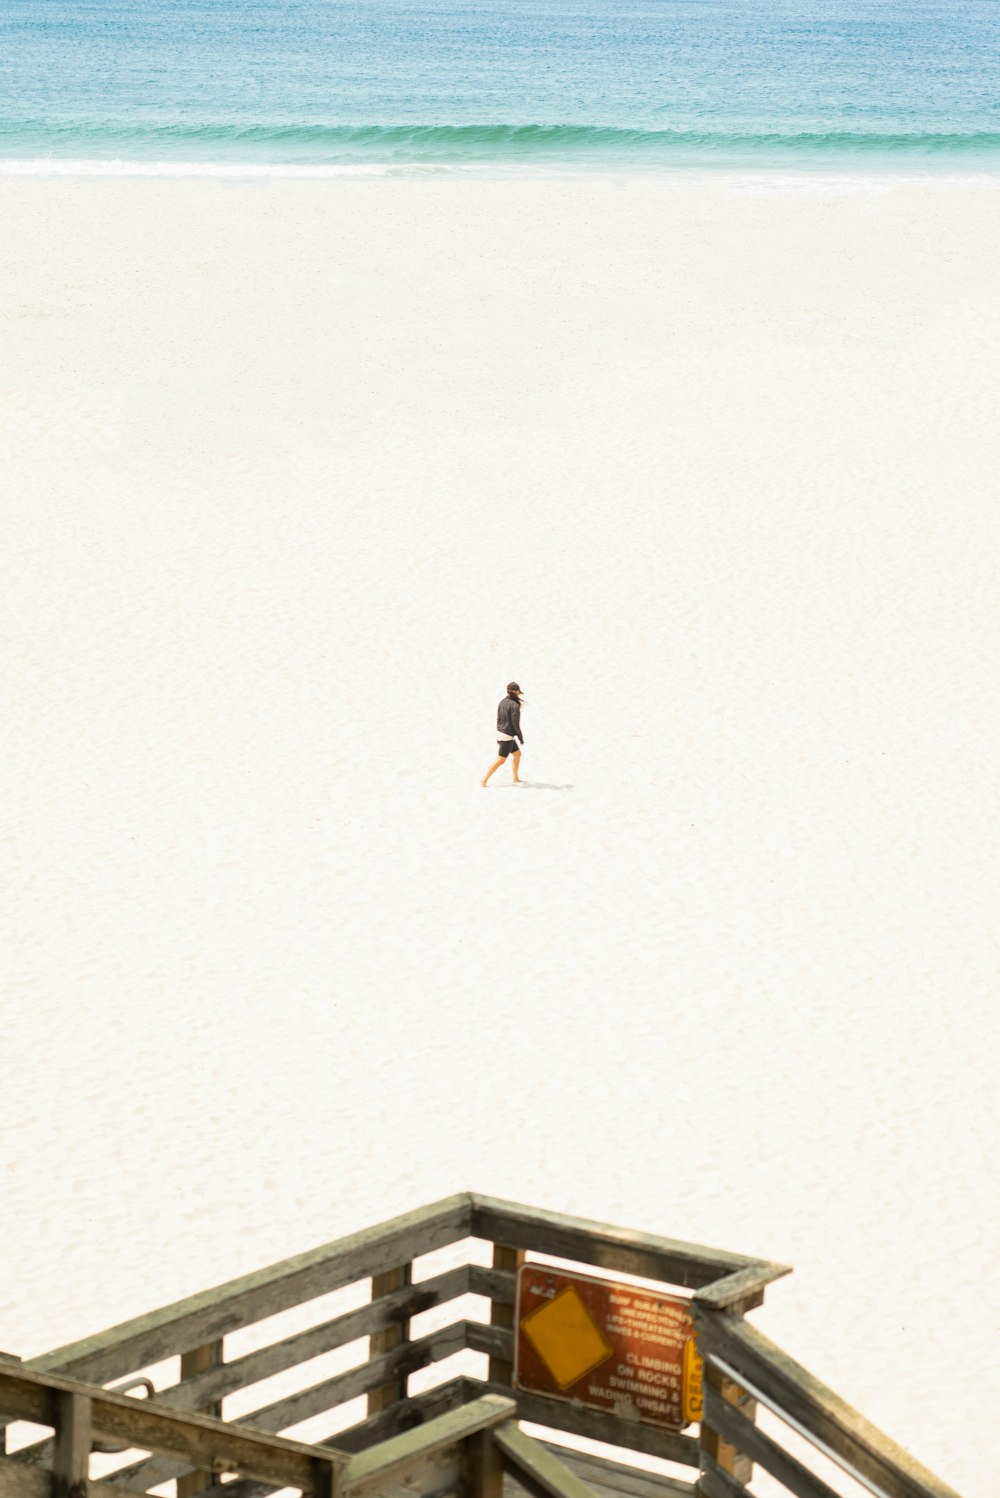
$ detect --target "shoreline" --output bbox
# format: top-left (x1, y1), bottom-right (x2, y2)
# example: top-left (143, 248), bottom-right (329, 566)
top-left (5, 157), bottom-right (1000, 192)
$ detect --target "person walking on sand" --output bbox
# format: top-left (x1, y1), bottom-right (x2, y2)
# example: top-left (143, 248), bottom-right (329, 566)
top-left (481, 682), bottom-right (525, 787)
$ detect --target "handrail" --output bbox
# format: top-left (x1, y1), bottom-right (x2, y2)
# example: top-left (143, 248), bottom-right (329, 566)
top-left (691, 1308), bottom-right (964, 1498)
top-left (0, 1360), bottom-right (346, 1495)
top-left (494, 1421), bottom-right (605, 1498)
top-left (469, 1195), bottom-right (790, 1300)
top-left (27, 1195), bottom-right (787, 1387)
top-left (693, 1263), bottom-right (793, 1314)
top-left (27, 1194), bottom-right (474, 1385)
top-left (700, 1380), bottom-right (843, 1498)
top-left (344, 1394), bottom-right (514, 1493)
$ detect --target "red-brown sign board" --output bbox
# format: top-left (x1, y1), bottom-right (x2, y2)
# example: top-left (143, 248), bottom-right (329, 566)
top-left (514, 1264), bottom-right (703, 1432)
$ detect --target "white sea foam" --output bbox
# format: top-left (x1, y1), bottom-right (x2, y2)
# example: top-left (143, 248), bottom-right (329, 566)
top-left (3, 154), bottom-right (1000, 190)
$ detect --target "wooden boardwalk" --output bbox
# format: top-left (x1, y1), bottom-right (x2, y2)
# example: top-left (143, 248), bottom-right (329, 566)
top-left (0, 1194), bottom-right (964, 1498)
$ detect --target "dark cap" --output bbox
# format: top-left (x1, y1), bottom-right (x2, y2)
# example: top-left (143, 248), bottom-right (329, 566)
top-left (507, 681), bottom-right (521, 695)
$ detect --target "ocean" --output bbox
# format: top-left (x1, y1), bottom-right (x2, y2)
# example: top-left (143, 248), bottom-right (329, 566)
top-left (2, 0), bottom-right (1000, 174)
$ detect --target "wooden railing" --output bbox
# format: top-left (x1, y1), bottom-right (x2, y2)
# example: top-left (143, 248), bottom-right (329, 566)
top-left (689, 1306), bottom-right (963, 1498)
top-left (0, 1358), bottom-right (346, 1498)
top-left (0, 1194), bottom-right (964, 1498)
top-left (0, 1368), bottom-right (595, 1498)
top-left (6, 1193), bottom-right (786, 1492)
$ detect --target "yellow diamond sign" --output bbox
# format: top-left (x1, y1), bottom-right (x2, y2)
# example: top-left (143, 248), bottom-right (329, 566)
top-left (520, 1284), bottom-right (614, 1390)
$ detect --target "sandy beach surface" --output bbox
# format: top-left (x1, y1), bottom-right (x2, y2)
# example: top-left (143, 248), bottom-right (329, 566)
top-left (2, 174), bottom-right (999, 1496)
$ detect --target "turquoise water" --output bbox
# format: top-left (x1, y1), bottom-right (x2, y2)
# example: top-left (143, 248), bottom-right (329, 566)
top-left (2, 0), bottom-right (1000, 172)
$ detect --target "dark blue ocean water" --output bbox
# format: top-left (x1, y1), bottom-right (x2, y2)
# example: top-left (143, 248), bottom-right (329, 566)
top-left (2, 0), bottom-right (1000, 171)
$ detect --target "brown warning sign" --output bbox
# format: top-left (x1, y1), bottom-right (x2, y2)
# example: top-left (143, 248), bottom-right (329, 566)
top-left (514, 1265), bottom-right (703, 1431)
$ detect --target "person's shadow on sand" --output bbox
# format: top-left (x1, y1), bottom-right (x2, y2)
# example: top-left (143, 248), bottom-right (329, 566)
top-left (507, 782), bottom-right (573, 790)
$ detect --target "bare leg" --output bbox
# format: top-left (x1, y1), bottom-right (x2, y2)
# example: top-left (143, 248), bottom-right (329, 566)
top-left (481, 756), bottom-right (505, 787)
top-left (511, 750), bottom-right (522, 783)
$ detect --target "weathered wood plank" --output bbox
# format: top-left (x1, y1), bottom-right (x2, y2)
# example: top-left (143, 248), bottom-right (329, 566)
top-left (29, 1195), bottom-right (473, 1386)
top-left (468, 1268), bottom-right (516, 1308)
top-left (692, 1312), bottom-right (964, 1498)
top-left (465, 1325), bottom-right (512, 1363)
top-left (237, 1323), bottom-right (468, 1436)
top-left (369, 1266), bottom-right (413, 1417)
top-left (478, 1384), bottom-right (700, 1470)
top-left (698, 1361), bottom-right (754, 1489)
top-left (334, 1378), bottom-right (470, 1454)
top-left (535, 1442), bottom-right (694, 1498)
top-left (0, 1366), bottom-right (54, 1426)
top-left (702, 1386), bottom-right (842, 1498)
top-left (357, 1445), bottom-right (464, 1498)
top-left (692, 1266), bottom-right (790, 1316)
top-left (517, 1394), bottom-right (699, 1468)
top-left (96, 1397), bottom-right (339, 1491)
top-left (494, 1423), bottom-right (601, 1498)
top-left (344, 1396), bottom-right (515, 1494)
top-left (695, 1455), bottom-right (748, 1498)
top-left (84, 1439), bottom-right (344, 1498)
top-left (0, 1361), bottom-right (349, 1492)
top-left (468, 1198), bottom-right (776, 1293)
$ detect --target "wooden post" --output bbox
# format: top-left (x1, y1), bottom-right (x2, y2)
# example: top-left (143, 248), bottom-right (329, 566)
top-left (463, 1425), bottom-right (504, 1498)
top-left (488, 1245), bottom-right (525, 1387)
top-left (368, 1264), bottom-right (412, 1416)
top-left (52, 1389), bottom-right (91, 1498)
top-left (697, 1360), bottom-right (756, 1493)
top-left (0, 1353), bottom-right (20, 1458)
top-left (310, 1454), bottom-right (344, 1498)
top-left (177, 1340), bottom-right (224, 1497)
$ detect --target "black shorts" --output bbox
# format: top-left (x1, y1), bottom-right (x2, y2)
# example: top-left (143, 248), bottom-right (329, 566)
top-left (498, 739), bottom-right (521, 758)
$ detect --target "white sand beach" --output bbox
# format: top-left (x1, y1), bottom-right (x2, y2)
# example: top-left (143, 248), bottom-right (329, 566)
top-left (2, 174), bottom-right (999, 1495)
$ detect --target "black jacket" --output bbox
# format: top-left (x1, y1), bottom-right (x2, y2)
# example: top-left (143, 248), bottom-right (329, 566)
top-left (497, 695), bottom-right (523, 743)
